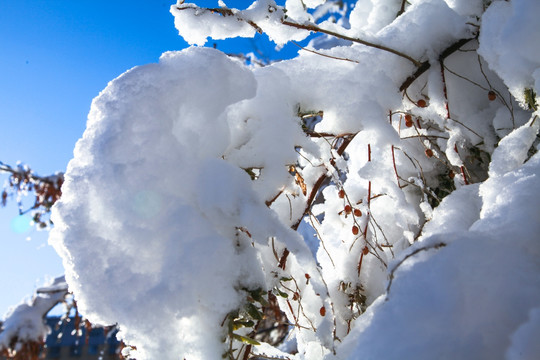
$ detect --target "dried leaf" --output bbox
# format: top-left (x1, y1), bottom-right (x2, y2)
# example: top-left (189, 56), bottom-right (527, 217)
top-left (295, 172), bottom-right (307, 196)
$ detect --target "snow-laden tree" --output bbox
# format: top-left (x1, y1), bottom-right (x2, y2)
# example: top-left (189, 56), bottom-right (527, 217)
top-left (49, 0), bottom-right (540, 359)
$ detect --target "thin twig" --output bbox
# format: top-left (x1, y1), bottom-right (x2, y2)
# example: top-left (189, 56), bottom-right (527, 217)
top-left (0, 161), bottom-right (62, 186)
top-left (397, 0), bottom-right (408, 17)
top-left (477, 55), bottom-right (516, 128)
top-left (400, 134), bottom-right (449, 140)
top-left (444, 64), bottom-right (489, 91)
top-left (385, 242), bottom-right (446, 299)
top-left (175, 5), bottom-right (263, 33)
top-left (291, 41), bottom-right (359, 64)
top-left (370, 212), bottom-right (394, 258)
top-left (282, 20), bottom-right (421, 66)
top-left (308, 211), bottom-right (336, 268)
top-left (291, 134), bottom-right (356, 230)
top-left (176, 4), bottom-right (421, 66)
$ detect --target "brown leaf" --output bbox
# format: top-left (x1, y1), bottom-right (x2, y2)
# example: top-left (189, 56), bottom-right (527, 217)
top-left (295, 172), bottom-right (307, 196)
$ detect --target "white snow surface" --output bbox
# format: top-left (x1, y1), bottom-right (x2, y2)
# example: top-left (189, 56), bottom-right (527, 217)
top-left (49, 0), bottom-right (540, 359)
top-left (478, 0), bottom-right (540, 103)
top-left (0, 276), bottom-right (68, 350)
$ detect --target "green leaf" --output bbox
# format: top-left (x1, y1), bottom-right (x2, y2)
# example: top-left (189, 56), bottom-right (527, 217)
top-left (244, 168), bottom-right (257, 180)
top-left (246, 303), bottom-right (263, 320)
top-left (231, 333), bottom-right (261, 346)
top-left (233, 320), bottom-right (254, 330)
top-left (275, 288), bottom-right (289, 298)
top-left (249, 288), bottom-right (269, 306)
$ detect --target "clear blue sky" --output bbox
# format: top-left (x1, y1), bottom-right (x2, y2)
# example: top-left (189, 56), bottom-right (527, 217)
top-left (0, 0), bottom-right (303, 318)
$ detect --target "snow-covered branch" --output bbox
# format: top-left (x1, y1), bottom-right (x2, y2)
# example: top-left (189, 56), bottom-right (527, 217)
top-left (47, 0), bottom-right (540, 359)
top-left (174, 2), bottom-right (422, 65)
top-left (0, 277), bottom-right (68, 357)
top-left (1, 161), bottom-right (63, 228)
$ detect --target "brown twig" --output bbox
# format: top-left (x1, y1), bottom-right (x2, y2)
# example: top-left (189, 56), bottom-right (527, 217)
top-left (291, 41), bottom-right (359, 64)
top-left (399, 38), bottom-right (475, 92)
top-left (177, 3), bottom-right (421, 66)
top-left (282, 20), bottom-right (421, 66)
top-left (278, 248), bottom-right (290, 270)
top-left (440, 60), bottom-right (451, 120)
top-left (397, 0), bottom-right (408, 17)
top-left (385, 241), bottom-right (447, 299)
top-left (175, 5), bottom-right (263, 34)
top-left (291, 134), bottom-right (356, 230)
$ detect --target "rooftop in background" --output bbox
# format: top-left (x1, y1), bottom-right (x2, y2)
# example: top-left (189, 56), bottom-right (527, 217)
top-left (44, 317), bottom-right (120, 360)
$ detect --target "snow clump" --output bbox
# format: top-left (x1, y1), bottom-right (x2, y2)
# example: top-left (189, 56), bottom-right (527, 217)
top-left (50, 0), bottom-right (540, 359)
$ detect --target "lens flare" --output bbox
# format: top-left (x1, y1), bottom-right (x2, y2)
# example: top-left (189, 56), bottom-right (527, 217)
top-left (11, 215), bottom-right (32, 234)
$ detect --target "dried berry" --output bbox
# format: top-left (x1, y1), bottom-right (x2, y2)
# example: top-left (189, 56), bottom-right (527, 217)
top-left (344, 205), bottom-right (352, 214)
top-left (405, 117), bottom-right (414, 127)
top-left (448, 171), bottom-right (455, 179)
top-left (352, 225), bottom-right (359, 235)
top-left (362, 246), bottom-right (369, 255)
top-left (320, 306), bottom-right (326, 316)
top-left (417, 99), bottom-right (427, 108)
top-left (338, 189), bottom-right (345, 199)
top-left (425, 149), bottom-right (434, 158)
top-left (488, 90), bottom-right (496, 101)
top-left (354, 209), bottom-right (362, 217)
top-left (1, 191), bottom-right (7, 207)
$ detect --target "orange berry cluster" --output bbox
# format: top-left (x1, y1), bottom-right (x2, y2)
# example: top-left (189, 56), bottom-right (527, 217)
top-left (338, 189), bottom-right (363, 235)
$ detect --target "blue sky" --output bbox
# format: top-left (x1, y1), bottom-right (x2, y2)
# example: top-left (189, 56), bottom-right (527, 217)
top-left (0, 0), bottom-right (304, 317)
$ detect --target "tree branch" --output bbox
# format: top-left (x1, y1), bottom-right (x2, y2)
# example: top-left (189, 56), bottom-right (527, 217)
top-left (175, 4), bottom-right (422, 66)
top-left (399, 37), bottom-right (475, 92)
top-left (291, 134), bottom-right (356, 230)
top-left (0, 161), bottom-right (63, 187)
top-left (175, 5), bottom-right (263, 34)
top-left (281, 20), bottom-right (421, 66)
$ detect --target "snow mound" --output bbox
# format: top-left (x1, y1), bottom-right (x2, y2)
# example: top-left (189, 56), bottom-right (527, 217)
top-left (50, 1), bottom-right (540, 359)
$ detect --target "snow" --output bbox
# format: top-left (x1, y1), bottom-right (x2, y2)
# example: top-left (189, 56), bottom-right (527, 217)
top-left (0, 276), bottom-right (67, 351)
top-left (478, 0), bottom-right (540, 103)
top-left (48, 0), bottom-right (540, 359)
top-left (507, 307), bottom-right (540, 360)
top-left (339, 150), bottom-right (540, 359)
